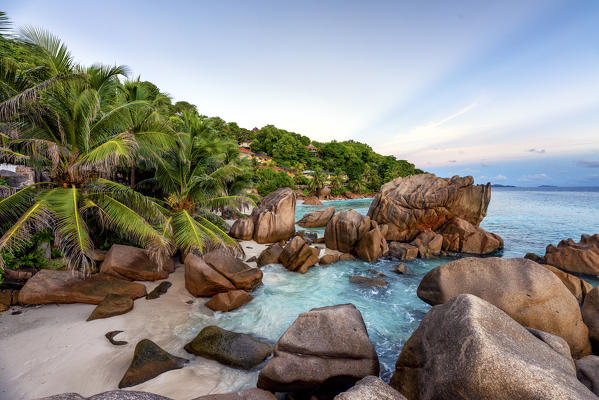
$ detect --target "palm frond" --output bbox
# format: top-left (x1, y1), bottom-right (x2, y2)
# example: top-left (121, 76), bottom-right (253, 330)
top-left (0, 184), bottom-right (42, 230)
top-left (76, 131), bottom-right (137, 172)
top-left (0, 75), bottom-right (58, 120)
top-left (171, 209), bottom-right (238, 255)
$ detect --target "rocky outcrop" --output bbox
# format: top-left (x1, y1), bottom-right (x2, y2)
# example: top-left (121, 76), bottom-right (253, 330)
top-left (205, 290), bottom-right (253, 312)
top-left (18, 270), bottom-right (147, 305)
top-left (184, 326), bottom-right (273, 370)
top-left (279, 236), bottom-right (320, 273)
top-left (100, 245), bottom-right (174, 281)
top-left (325, 209), bottom-right (371, 254)
top-left (542, 264), bottom-right (593, 303)
top-left (437, 217), bottom-right (503, 255)
top-left (319, 253), bottom-right (340, 265)
top-left (335, 376), bottom-right (407, 400)
top-left (87, 294), bottom-right (134, 321)
top-left (191, 389), bottom-right (277, 400)
top-left (297, 206), bottom-right (335, 228)
top-left (318, 186), bottom-right (332, 199)
top-left (229, 218), bottom-right (254, 241)
top-left (582, 287), bottom-right (599, 350)
top-left (417, 257), bottom-right (591, 358)
top-left (354, 223), bottom-right (388, 262)
top-left (257, 304), bottom-right (379, 392)
top-left (203, 250), bottom-right (263, 291)
top-left (252, 187), bottom-right (296, 243)
top-left (388, 242), bottom-right (418, 261)
top-left (119, 339), bottom-right (188, 388)
top-left (576, 356), bottom-right (599, 396)
top-left (39, 391), bottom-right (173, 400)
top-left (368, 174), bottom-right (492, 241)
top-left (257, 244), bottom-right (284, 267)
top-left (390, 294), bottom-right (595, 400)
top-left (545, 234), bottom-right (599, 275)
top-left (409, 230), bottom-right (442, 259)
top-left (303, 196), bottom-right (323, 206)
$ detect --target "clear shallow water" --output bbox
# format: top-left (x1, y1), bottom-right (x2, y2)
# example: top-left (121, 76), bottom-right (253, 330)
top-left (184, 187), bottom-right (599, 383)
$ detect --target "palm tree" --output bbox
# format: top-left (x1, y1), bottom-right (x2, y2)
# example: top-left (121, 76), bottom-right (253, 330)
top-left (308, 170), bottom-right (326, 195)
top-left (330, 172), bottom-right (344, 192)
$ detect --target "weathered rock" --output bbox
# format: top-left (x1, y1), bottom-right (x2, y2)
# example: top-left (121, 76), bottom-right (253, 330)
top-left (229, 217), bottom-right (254, 241)
top-left (100, 245), bottom-right (174, 281)
top-left (0, 303), bottom-right (8, 313)
top-left (191, 389), bottom-right (276, 400)
top-left (335, 376), bottom-right (407, 400)
top-left (410, 230), bottom-right (442, 259)
top-left (354, 225), bottom-right (388, 262)
top-left (542, 264), bottom-right (593, 303)
top-left (252, 187), bottom-right (296, 243)
top-left (257, 304), bottom-right (379, 392)
top-left (582, 286), bottom-right (599, 350)
top-left (390, 294), bottom-right (595, 400)
top-left (319, 253), bottom-right (340, 265)
top-left (106, 330), bottom-right (127, 346)
top-left (279, 236), bottom-right (319, 273)
top-left (205, 290), bottom-right (253, 312)
top-left (545, 234), bottom-right (599, 275)
top-left (88, 249), bottom-right (107, 262)
top-left (39, 391), bottom-right (173, 400)
top-left (303, 196), bottom-right (323, 206)
top-left (576, 355), bottom-right (599, 396)
top-left (257, 244), bottom-right (284, 267)
top-left (87, 294), bottom-right (134, 321)
top-left (388, 242), bottom-right (418, 261)
top-left (184, 326), bottom-right (272, 370)
top-left (0, 288), bottom-right (19, 306)
top-left (325, 209), bottom-right (371, 254)
top-left (298, 206), bottom-right (335, 228)
top-left (525, 252), bottom-right (545, 264)
top-left (203, 250), bottom-right (262, 291)
top-left (367, 269), bottom-right (387, 277)
top-left (349, 276), bottom-right (387, 287)
top-left (318, 186), bottom-right (332, 199)
top-left (340, 253), bottom-right (355, 261)
top-left (437, 217), bottom-right (503, 255)
top-left (368, 174), bottom-right (492, 241)
top-left (245, 256), bottom-right (257, 263)
top-left (184, 254), bottom-right (235, 297)
top-left (417, 257), bottom-right (592, 358)
top-left (315, 237), bottom-right (326, 244)
top-left (146, 282), bottom-right (172, 300)
top-left (18, 270), bottom-right (147, 305)
top-left (392, 263), bottom-right (410, 274)
top-left (119, 339), bottom-right (188, 388)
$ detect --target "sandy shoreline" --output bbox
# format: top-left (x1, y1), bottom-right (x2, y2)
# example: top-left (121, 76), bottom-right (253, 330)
top-left (0, 242), bottom-right (269, 400)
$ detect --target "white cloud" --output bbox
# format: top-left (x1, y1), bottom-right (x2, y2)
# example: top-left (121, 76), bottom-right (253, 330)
top-left (517, 173), bottom-right (551, 182)
top-left (478, 174), bottom-right (507, 182)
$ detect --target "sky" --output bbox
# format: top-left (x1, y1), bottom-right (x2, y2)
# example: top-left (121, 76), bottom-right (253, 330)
top-left (3, 0), bottom-right (599, 186)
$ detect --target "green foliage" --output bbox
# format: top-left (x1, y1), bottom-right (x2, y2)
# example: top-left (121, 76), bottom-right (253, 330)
top-left (0, 177), bottom-right (7, 186)
top-left (0, 229), bottom-right (54, 271)
top-left (294, 175), bottom-right (310, 186)
top-left (256, 168), bottom-right (294, 195)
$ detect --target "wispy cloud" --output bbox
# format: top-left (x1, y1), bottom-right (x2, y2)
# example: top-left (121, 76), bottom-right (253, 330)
top-left (578, 160), bottom-right (599, 168)
top-left (478, 174), bottom-right (507, 182)
top-left (527, 148), bottom-right (546, 154)
top-left (425, 102), bottom-right (479, 129)
top-left (517, 173), bottom-right (551, 182)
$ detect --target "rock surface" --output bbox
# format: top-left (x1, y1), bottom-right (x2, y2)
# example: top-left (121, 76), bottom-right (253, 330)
top-left (184, 254), bottom-right (236, 297)
top-left (545, 234), bottom-right (599, 275)
top-left (87, 294), bottom-right (134, 321)
top-left (100, 245), bottom-right (174, 281)
top-left (393, 263), bottom-right (410, 274)
top-left (417, 257), bottom-right (592, 358)
top-left (279, 236), bottom-right (319, 273)
top-left (542, 264), bottom-right (592, 303)
top-left (325, 209), bottom-right (371, 254)
top-left (203, 250), bottom-right (263, 291)
top-left (191, 389), bottom-right (277, 400)
top-left (146, 282), bottom-right (172, 300)
top-left (368, 174), bottom-right (492, 241)
top-left (119, 339), bottom-right (188, 388)
top-left (349, 276), bottom-right (387, 287)
top-left (39, 391), bottom-right (173, 400)
top-left (229, 217), bottom-right (254, 241)
top-left (297, 206), bottom-right (335, 228)
top-left (257, 304), bottom-right (379, 392)
top-left (576, 355), bottom-right (599, 396)
top-left (335, 376), bottom-right (407, 400)
top-left (388, 242), bottom-right (418, 261)
top-left (205, 290), bottom-right (253, 312)
top-left (184, 326), bottom-right (272, 370)
top-left (354, 224), bottom-right (388, 262)
top-left (438, 217), bottom-right (503, 255)
top-left (256, 244), bottom-right (284, 267)
top-left (303, 196), bottom-right (323, 206)
top-left (252, 187), bottom-right (296, 243)
top-left (409, 230), bottom-right (443, 259)
top-left (582, 286), bottom-right (599, 350)
top-left (319, 253), bottom-right (340, 265)
top-left (390, 294), bottom-right (596, 400)
top-left (18, 270), bottom-right (147, 305)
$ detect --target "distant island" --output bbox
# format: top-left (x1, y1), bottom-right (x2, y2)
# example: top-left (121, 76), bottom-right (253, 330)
top-left (538, 185), bottom-right (557, 188)
top-left (491, 184), bottom-right (516, 188)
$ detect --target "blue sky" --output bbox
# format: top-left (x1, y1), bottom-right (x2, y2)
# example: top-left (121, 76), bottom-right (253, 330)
top-left (3, 0), bottom-right (599, 186)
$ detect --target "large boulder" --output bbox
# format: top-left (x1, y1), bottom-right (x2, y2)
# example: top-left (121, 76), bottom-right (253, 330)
top-left (257, 244), bottom-right (284, 267)
top-left (205, 290), bottom-right (253, 312)
top-left (409, 230), bottom-right (442, 259)
top-left (18, 270), bottom-right (147, 305)
top-left (184, 326), bottom-right (273, 370)
top-left (303, 196), bottom-right (323, 206)
top-left (542, 264), bottom-right (593, 303)
top-left (545, 234), bottom-right (599, 275)
top-left (119, 339), bottom-right (188, 388)
top-left (325, 209), bottom-right (371, 254)
top-left (100, 244), bottom-right (174, 281)
top-left (87, 294), bottom-right (134, 321)
top-left (229, 217), bottom-right (254, 241)
top-left (437, 217), bottom-right (503, 255)
top-left (279, 236), bottom-right (320, 273)
top-left (417, 257), bottom-right (591, 358)
top-left (335, 376), bottom-right (407, 400)
top-left (353, 224), bottom-right (388, 262)
top-left (388, 242), bottom-right (418, 261)
top-left (39, 391), bottom-right (173, 400)
top-left (297, 206), bottom-right (335, 228)
top-left (203, 250), bottom-right (262, 291)
top-left (576, 355), bottom-right (599, 396)
top-left (367, 174), bottom-right (491, 241)
top-left (252, 187), bottom-right (296, 243)
top-left (582, 286), bottom-right (599, 350)
top-left (257, 304), bottom-right (379, 392)
top-left (191, 389), bottom-right (277, 400)
top-left (390, 294), bottom-right (596, 400)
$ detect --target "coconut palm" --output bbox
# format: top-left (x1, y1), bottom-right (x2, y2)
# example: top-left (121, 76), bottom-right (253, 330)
top-left (330, 172), bottom-right (344, 192)
top-left (308, 170), bottom-right (326, 195)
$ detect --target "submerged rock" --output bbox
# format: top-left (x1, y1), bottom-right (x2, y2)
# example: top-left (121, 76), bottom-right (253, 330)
top-left (297, 206), bottom-right (335, 228)
top-left (335, 376), bottom-right (406, 400)
top-left (545, 234), bottom-right (599, 276)
top-left (417, 257), bottom-right (592, 358)
top-left (392, 263), bottom-right (410, 275)
top-left (18, 270), bottom-right (146, 305)
top-left (279, 236), bottom-right (319, 273)
top-left (119, 339), bottom-right (188, 389)
top-left (146, 281), bottom-right (172, 300)
top-left (257, 304), bottom-right (379, 392)
top-left (87, 294), bottom-right (133, 321)
top-left (100, 244), bottom-right (174, 281)
top-left (184, 326), bottom-right (273, 370)
top-left (205, 290), bottom-right (253, 312)
top-left (390, 294), bottom-right (596, 399)
top-left (349, 275), bottom-right (387, 287)
top-left (257, 244), bottom-right (284, 267)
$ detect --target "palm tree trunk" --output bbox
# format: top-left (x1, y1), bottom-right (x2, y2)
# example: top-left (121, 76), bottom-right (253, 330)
top-left (130, 163), bottom-right (135, 188)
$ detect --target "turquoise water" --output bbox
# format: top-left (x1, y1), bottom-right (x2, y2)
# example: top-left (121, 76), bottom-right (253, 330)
top-left (187, 187), bottom-right (599, 383)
